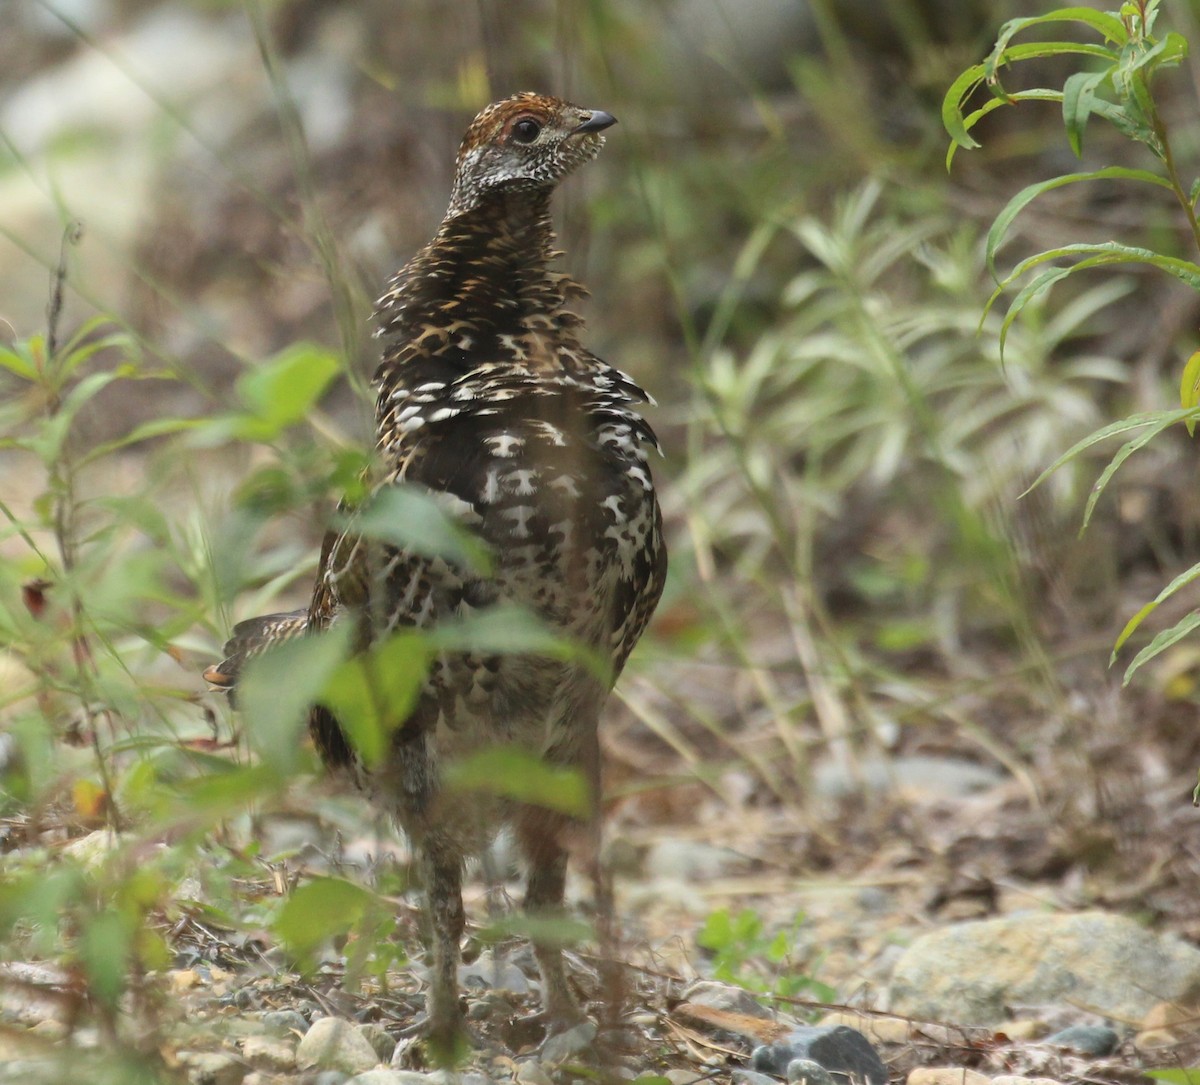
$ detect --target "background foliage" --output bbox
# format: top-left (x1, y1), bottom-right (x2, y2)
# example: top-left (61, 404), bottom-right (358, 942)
top-left (4, 0), bottom-right (1200, 1078)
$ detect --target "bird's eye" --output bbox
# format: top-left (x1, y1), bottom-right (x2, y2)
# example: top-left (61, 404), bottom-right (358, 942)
top-left (511, 118), bottom-right (541, 143)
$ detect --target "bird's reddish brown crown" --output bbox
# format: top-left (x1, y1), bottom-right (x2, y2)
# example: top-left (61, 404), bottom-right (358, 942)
top-left (447, 92), bottom-right (616, 216)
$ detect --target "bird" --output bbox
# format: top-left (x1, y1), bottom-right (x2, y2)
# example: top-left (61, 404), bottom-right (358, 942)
top-left (205, 92), bottom-right (667, 1056)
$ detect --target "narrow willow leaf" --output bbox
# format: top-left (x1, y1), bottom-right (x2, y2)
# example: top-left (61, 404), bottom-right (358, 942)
top-left (1181, 351), bottom-right (1200, 435)
top-left (986, 168), bottom-right (1172, 278)
top-left (1062, 70), bottom-right (1110, 156)
top-left (1113, 600), bottom-right (1161, 657)
top-left (1123, 611), bottom-right (1200, 686)
top-left (1080, 411), bottom-right (1188, 531)
top-left (997, 266), bottom-right (1072, 359)
top-left (942, 64), bottom-right (987, 150)
top-left (946, 89), bottom-right (1064, 169)
top-left (1022, 408), bottom-right (1189, 495)
top-left (985, 42), bottom-right (1120, 98)
top-left (989, 8), bottom-right (1126, 64)
top-left (1113, 561), bottom-right (1200, 654)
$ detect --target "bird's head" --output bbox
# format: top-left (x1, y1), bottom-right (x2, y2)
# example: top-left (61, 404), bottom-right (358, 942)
top-left (447, 92), bottom-right (616, 216)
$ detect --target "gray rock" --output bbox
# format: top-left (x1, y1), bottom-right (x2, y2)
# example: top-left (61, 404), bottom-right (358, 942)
top-left (1044, 1024), bottom-right (1119, 1056)
top-left (733, 1072), bottom-right (780, 1085)
top-left (345, 1072), bottom-right (437, 1085)
top-left (787, 1059), bottom-right (836, 1085)
top-left (459, 949), bottom-right (532, 994)
top-left (515, 1061), bottom-right (555, 1085)
top-left (681, 980), bottom-right (773, 1019)
top-left (541, 1020), bottom-right (598, 1064)
top-left (889, 911), bottom-right (1200, 1025)
top-left (297, 1017), bottom-right (380, 1075)
top-left (241, 1033), bottom-right (296, 1071)
top-left (315, 1073), bottom-right (351, 1085)
top-left (814, 754), bottom-right (1003, 802)
top-left (752, 1025), bottom-right (886, 1085)
top-left (177, 1049), bottom-right (244, 1085)
top-left (645, 839), bottom-right (742, 881)
top-left (358, 1022), bottom-right (397, 1063)
top-left (261, 1009), bottom-right (308, 1036)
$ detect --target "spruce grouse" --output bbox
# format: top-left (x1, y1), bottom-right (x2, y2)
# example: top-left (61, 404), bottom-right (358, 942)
top-left (205, 93), bottom-right (667, 1051)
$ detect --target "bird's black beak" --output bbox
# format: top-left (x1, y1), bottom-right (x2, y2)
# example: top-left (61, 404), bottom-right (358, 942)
top-left (574, 110), bottom-right (617, 134)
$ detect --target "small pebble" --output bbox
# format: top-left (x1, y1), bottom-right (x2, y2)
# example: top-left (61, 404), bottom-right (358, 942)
top-left (753, 1025), bottom-right (886, 1085)
top-left (515, 1061), bottom-right (555, 1085)
top-left (261, 1010), bottom-right (308, 1036)
top-left (297, 1018), bottom-right (379, 1075)
top-left (358, 1023), bottom-right (396, 1063)
top-left (242, 1034), bottom-right (297, 1071)
top-left (992, 1076), bottom-right (1065, 1085)
top-left (681, 980), bottom-right (772, 1019)
top-left (732, 1072), bottom-right (779, 1085)
top-left (907, 1069), bottom-right (990, 1085)
top-left (1044, 1024), bottom-right (1119, 1057)
top-left (787, 1058), bottom-right (835, 1085)
top-left (540, 1021), bottom-right (597, 1064)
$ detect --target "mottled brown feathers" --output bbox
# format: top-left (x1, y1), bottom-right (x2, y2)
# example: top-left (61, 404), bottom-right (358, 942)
top-left (207, 93), bottom-right (665, 1053)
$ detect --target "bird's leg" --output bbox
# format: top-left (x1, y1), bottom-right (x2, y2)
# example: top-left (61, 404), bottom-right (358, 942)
top-left (422, 838), bottom-right (468, 1062)
top-left (520, 815), bottom-right (586, 1031)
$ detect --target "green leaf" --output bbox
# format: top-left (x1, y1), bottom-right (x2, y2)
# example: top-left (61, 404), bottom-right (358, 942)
top-left (1003, 241), bottom-right (1200, 290)
top-left (1062, 70), bottom-right (1109, 156)
top-left (77, 417), bottom-right (204, 467)
top-left (274, 876), bottom-right (378, 962)
top-left (237, 342), bottom-right (341, 422)
top-left (986, 168), bottom-right (1172, 278)
top-left (239, 622), bottom-right (355, 774)
top-left (428, 604), bottom-right (610, 682)
top-left (985, 42), bottom-right (1119, 98)
top-left (1022, 408), bottom-right (1192, 495)
top-left (945, 89), bottom-right (1063, 169)
top-left (477, 913), bottom-right (592, 948)
top-left (171, 762), bottom-right (289, 817)
top-left (1123, 611), bottom-right (1200, 686)
top-left (1146, 1070), bottom-right (1200, 1085)
top-left (993, 266), bottom-right (1072, 359)
top-left (1113, 561), bottom-right (1200, 655)
top-left (1181, 350), bottom-right (1200, 435)
top-left (80, 909), bottom-right (130, 1007)
top-left (197, 343), bottom-right (341, 444)
top-left (1080, 409), bottom-right (1198, 531)
top-left (352, 485), bottom-right (493, 576)
top-left (319, 631), bottom-right (428, 767)
top-left (989, 9), bottom-right (1127, 61)
top-left (443, 745), bottom-right (592, 816)
top-left (0, 344), bottom-right (37, 380)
